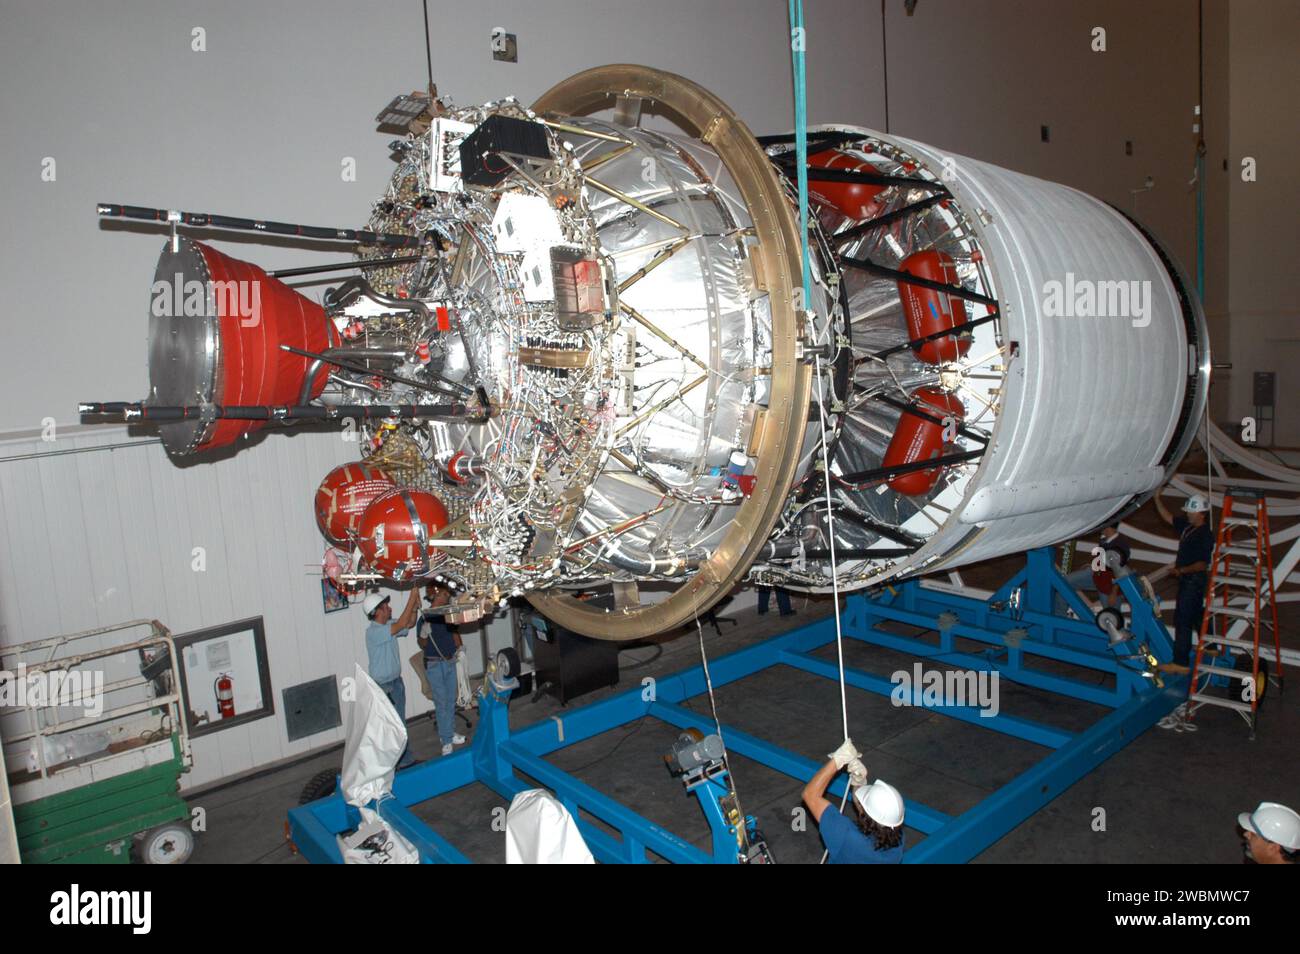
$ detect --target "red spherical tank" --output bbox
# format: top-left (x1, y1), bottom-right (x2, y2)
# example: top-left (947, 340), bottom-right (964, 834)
top-left (807, 149), bottom-right (887, 221)
top-left (897, 250), bottom-right (971, 365)
top-left (883, 387), bottom-right (966, 496)
top-left (314, 463), bottom-right (397, 546)
top-left (356, 488), bottom-right (451, 582)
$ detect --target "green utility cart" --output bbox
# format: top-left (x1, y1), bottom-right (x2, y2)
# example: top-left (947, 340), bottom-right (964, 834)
top-left (3, 619), bottom-right (195, 863)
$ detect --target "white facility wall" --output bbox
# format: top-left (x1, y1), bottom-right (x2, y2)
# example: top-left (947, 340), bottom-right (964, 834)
top-left (0, 427), bottom-right (375, 790)
top-left (1225, 0), bottom-right (1300, 444)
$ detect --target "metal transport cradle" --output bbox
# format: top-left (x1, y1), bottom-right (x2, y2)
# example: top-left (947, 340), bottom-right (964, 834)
top-left (288, 548), bottom-right (1184, 864)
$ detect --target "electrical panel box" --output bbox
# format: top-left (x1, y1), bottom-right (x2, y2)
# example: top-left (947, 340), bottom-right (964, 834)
top-left (491, 193), bottom-right (565, 302)
top-left (1253, 371), bottom-right (1276, 407)
top-left (551, 247), bottom-right (606, 329)
top-left (459, 114), bottom-right (551, 187)
top-left (430, 117), bottom-right (476, 193)
top-left (282, 675), bottom-right (342, 742)
top-left (491, 193), bottom-right (562, 252)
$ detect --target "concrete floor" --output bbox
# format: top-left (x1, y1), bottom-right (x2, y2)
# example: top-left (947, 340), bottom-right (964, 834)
top-left (188, 549), bottom-right (1299, 865)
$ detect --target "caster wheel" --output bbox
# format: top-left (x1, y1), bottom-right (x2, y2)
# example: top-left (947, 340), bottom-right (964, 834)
top-left (134, 822), bottom-right (195, 864)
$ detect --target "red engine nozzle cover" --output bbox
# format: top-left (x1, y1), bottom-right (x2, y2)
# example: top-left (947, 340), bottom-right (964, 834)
top-left (147, 238), bottom-right (339, 455)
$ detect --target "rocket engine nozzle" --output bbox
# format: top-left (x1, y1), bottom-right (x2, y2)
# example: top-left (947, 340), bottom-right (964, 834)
top-left (147, 238), bottom-right (339, 455)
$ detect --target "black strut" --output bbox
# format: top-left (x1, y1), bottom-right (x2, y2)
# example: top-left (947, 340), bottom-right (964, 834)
top-left (836, 447), bottom-right (985, 486)
top-left (79, 401), bottom-right (482, 422)
top-left (868, 391), bottom-right (990, 446)
top-left (832, 193), bottom-right (950, 244)
top-left (863, 311), bottom-right (1001, 362)
top-left (840, 256), bottom-right (999, 307)
top-left (97, 203), bottom-right (423, 250)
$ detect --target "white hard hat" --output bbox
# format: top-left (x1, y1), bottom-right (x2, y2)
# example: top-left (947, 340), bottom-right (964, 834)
top-left (853, 779), bottom-right (905, 828)
top-left (1238, 802), bottom-right (1300, 850)
top-left (361, 592), bottom-right (390, 619)
top-left (1183, 493), bottom-right (1210, 513)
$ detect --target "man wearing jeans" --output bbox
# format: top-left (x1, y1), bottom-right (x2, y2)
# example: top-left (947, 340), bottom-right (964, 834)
top-left (757, 585), bottom-right (794, 617)
top-left (363, 589), bottom-right (421, 769)
top-left (1154, 489), bottom-right (1214, 667)
top-left (417, 584), bottom-right (466, 756)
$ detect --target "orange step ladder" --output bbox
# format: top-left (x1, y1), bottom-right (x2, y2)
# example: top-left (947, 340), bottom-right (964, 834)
top-left (1187, 487), bottom-right (1285, 737)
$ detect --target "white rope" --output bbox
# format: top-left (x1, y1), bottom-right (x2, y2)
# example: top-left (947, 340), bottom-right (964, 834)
top-left (692, 610), bottom-right (730, 752)
top-left (814, 353), bottom-right (851, 863)
top-left (691, 608), bottom-right (748, 858)
top-left (814, 354), bottom-right (850, 742)
top-left (1205, 409), bottom-right (1214, 521)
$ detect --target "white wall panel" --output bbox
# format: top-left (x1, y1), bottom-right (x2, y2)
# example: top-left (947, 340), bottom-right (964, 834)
top-left (0, 427), bottom-right (403, 790)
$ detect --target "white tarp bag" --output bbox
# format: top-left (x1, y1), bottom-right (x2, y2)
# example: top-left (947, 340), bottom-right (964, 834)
top-left (505, 789), bottom-right (595, 864)
top-left (337, 665), bottom-right (418, 864)
top-left (340, 664), bottom-right (407, 806)
top-left (338, 805), bottom-right (419, 864)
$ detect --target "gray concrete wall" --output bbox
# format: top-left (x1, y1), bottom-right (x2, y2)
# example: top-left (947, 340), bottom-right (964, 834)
top-left (1226, 0), bottom-right (1300, 445)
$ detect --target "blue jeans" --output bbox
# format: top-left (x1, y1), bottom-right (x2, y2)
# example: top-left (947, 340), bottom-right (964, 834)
top-left (1173, 574), bottom-right (1207, 666)
top-left (379, 677), bottom-right (415, 769)
top-left (425, 657), bottom-right (458, 747)
top-left (758, 586), bottom-right (792, 615)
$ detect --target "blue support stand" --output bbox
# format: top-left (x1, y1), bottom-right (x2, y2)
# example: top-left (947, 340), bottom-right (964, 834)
top-left (289, 547), bottom-right (1185, 863)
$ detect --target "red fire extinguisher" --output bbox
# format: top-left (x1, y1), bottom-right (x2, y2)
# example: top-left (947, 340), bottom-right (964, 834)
top-left (215, 673), bottom-right (235, 719)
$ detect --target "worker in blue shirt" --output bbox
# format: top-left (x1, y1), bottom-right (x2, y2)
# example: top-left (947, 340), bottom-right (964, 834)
top-left (802, 739), bottom-right (905, 863)
top-left (1154, 489), bottom-right (1214, 666)
top-left (362, 589), bottom-right (422, 769)
top-left (416, 583), bottom-right (466, 756)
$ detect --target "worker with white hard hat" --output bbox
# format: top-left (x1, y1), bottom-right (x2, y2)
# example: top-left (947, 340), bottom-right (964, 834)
top-left (363, 588), bottom-right (422, 769)
top-left (801, 739), bottom-right (905, 863)
top-left (1238, 802), bottom-right (1300, 864)
top-left (1154, 487), bottom-right (1214, 668)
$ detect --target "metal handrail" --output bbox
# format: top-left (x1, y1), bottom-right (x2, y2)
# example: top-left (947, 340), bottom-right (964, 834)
top-left (1, 619), bottom-right (190, 782)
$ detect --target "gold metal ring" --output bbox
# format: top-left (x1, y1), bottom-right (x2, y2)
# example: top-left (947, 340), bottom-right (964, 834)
top-left (527, 65), bottom-right (811, 640)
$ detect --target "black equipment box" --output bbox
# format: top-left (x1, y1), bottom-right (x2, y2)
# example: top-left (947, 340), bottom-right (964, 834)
top-left (459, 115), bottom-right (551, 187)
top-left (1253, 371), bottom-right (1275, 408)
top-left (529, 616), bottom-right (619, 705)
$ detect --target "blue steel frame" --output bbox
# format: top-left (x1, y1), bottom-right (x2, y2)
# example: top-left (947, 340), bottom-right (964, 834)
top-left (288, 547), bottom-right (1186, 863)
